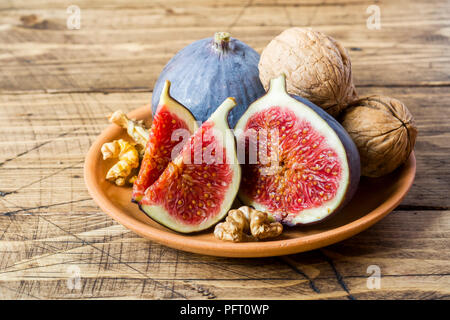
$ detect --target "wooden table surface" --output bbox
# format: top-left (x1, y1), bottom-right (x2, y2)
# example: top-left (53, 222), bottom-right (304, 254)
top-left (0, 0), bottom-right (449, 300)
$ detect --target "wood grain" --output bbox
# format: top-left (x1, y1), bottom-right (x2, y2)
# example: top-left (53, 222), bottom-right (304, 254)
top-left (0, 0), bottom-right (449, 93)
top-left (0, 87), bottom-right (447, 207)
top-left (0, 209), bottom-right (448, 299)
top-left (0, 0), bottom-right (448, 300)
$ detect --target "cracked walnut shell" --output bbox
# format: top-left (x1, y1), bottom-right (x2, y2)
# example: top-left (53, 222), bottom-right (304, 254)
top-left (258, 27), bottom-right (357, 117)
top-left (340, 95), bottom-right (418, 177)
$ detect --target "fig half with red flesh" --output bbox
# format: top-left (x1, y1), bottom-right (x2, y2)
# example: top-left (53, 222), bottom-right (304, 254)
top-left (235, 74), bottom-right (360, 225)
top-left (139, 98), bottom-right (241, 233)
top-left (132, 80), bottom-right (198, 202)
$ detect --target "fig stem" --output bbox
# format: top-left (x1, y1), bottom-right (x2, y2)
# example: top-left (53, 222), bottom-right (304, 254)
top-left (209, 97), bottom-right (236, 128)
top-left (268, 74), bottom-right (288, 95)
top-left (157, 80), bottom-right (172, 112)
top-left (213, 31), bottom-right (231, 53)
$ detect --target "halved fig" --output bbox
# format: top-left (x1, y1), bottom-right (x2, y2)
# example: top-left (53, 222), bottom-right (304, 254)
top-left (139, 98), bottom-right (241, 233)
top-left (235, 74), bottom-right (360, 225)
top-left (132, 80), bottom-right (198, 202)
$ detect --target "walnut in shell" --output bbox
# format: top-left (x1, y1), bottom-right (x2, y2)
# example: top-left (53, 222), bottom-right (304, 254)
top-left (258, 27), bottom-right (357, 117)
top-left (340, 95), bottom-right (418, 177)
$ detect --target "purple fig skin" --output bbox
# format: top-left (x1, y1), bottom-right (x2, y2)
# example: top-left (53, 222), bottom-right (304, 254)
top-left (236, 93), bottom-right (361, 226)
top-left (152, 33), bottom-right (265, 128)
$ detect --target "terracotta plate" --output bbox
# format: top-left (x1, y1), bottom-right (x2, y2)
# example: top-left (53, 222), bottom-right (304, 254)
top-left (84, 105), bottom-right (416, 258)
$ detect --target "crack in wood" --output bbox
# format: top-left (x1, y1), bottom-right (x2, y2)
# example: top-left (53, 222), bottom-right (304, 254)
top-left (1, 198), bottom-right (92, 216)
top-left (0, 160), bottom-right (84, 198)
top-left (326, 273), bottom-right (450, 279)
top-left (0, 197), bottom-right (189, 299)
top-left (2, 83), bottom-right (449, 96)
top-left (396, 205), bottom-right (450, 211)
top-left (0, 0), bottom-right (448, 300)
top-left (0, 191), bottom-right (16, 197)
top-left (196, 259), bottom-right (323, 297)
top-left (0, 283), bottom-right (42, 300)
top-left (320, 250), bottom-right (356, 300)
top-left (0, 211), bottom-right (91, 277)
top-left (228, 0), bottom-right (253, 30)
top-left (0, 256), bottom-right (96, 277)
top-left (357, 83), bottom-right (450, 88)
top-left (0, 128), bottom-right (80, 168)
top-left (279, 256), bottom-right (321, 294)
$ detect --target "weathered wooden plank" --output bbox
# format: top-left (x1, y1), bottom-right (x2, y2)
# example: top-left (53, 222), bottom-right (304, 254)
top-left (0, 88), bottom-right (447, 299)
top-left (0, 209), bottom-right (447, 299)
top-left (0, 0), bottom-right (448, 300)
top-left (0, 0), bottom-right (427, 11)
top-left (0, 86), bottom-right (447, 207)
top-left (0, 0), bottom-right (449, 93)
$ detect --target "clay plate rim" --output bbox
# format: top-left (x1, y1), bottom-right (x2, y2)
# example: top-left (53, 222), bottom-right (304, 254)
top-left (84, 105), bottom-right (416, 258)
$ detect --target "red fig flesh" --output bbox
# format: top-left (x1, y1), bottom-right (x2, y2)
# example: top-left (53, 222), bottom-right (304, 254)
top-left (235, 75), bottom-right (360, 225)
top-left (140, 98), bottom-right (241, 233)
top-left (132, 81), bottom-right (198, 202)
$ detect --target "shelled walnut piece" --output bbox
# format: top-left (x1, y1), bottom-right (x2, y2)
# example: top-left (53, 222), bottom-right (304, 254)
top-left (101, 139), bottom-right (140, 186)
top-left (108, 110), bottom-right (150, 155)
top-left (101, 110), bottom-right (151, 186)
top-left (214, 206), bottom-right (283, 242)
